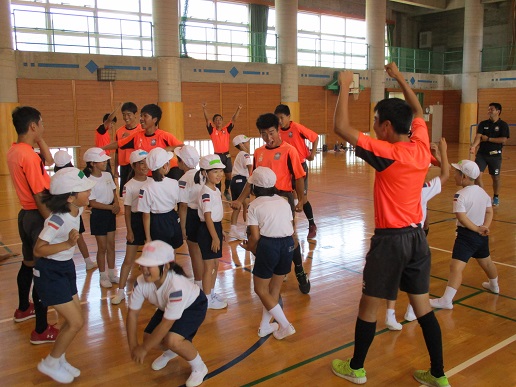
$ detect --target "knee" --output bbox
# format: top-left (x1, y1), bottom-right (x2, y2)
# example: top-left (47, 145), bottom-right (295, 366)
top-left (69, 316), bottom-right (84, 333)
top-left (165, 335), bottom-right (184, 351)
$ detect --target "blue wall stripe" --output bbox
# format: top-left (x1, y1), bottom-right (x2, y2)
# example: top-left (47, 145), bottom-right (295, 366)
top-left (308, 74), bottom-right (330, 78)
top-left (243, 70), bottom-right (260, 75)
top-left (37, 63), bottom-right (79, 69)
top-left (203, 69), bottom-right (225, 73)
top-left (499, 77), bottom-right (516, 81)
top-left (105, 65), bottom-right (141, 70)
top-left (417, 79), bottom-right (433, 83)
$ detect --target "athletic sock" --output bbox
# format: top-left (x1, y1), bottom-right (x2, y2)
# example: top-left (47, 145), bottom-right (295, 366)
top-left (17, 263), bottom-right (33, 311)
top-left (350, 317), bottom-right (376, 370)
top-left (493, 194), bottom-right (499, 198)
top-left (417, 311), bottom-right (445, 378)
top-left (44, 354), bottom-right (60, 368)
top-left (84, 257), bottom-right (94, 264)
top-left (292, 245), bottom-right (303, 267)
top-left (303, 202), bottom-right (315, 226)
top-left (442, 286), bottom-right (457, 303)
top-left (488, 277), bottom-right (499, 287)
top-left (108, 268), bottom-right (117, 277)
top-left (33, 286), bottom-right (48, 333)
top-left (260, 306), bottom-right (272, 328)
top-left (188, 353), bottom-right (205, 371)
top-left (268, 304), bottom-right (289, 329)
top-left (224, 179), bottom-right (231, 193)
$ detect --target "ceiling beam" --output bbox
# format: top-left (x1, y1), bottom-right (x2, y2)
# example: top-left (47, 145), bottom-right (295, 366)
top-left (390, 0), bottom-right (447, 10)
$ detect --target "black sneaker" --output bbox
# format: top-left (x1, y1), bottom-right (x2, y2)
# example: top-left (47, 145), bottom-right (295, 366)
top-left (295, 270), bottom-right (311, 294)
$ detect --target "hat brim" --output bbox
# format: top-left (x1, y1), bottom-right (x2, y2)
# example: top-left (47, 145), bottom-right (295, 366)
top-left (204, 163), bottom-right (226, 170)
top-left (135, 255), bottom-right (172, 267)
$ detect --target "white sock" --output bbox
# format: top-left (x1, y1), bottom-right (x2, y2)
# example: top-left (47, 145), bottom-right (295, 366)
top-left (260, 306), bottom-right (272, 328)
top-left (210, 289), bottom-right (215, 298)
top-left (443, 286), bottom-right (457, 303)
top-left (117, 288), bottom-right (125, 295)
top-left (188, 353), bottom-right (205, 371)
top-left (386, 309), bottom-right (396, 319)
top-left (489, 277), bottom-right (499, 287)
top-left (294, 199), bottom-right (299, 206)
top-left (100, 271), bottom-right (108, 279)
top-left (84, 257), bottom-right (93, 264)
top-left (162, 350), bottom-right (176, 359)
top-left (194, 280), bottom-right (202, 288)
top-left (108, 269), bottom-right (117, 277)
top-left (230, 224), bottom-right (237, 232)
top-left (268, 304), bottom-right (289, 329)
top-left (44, 354), bottom-right (60, 368)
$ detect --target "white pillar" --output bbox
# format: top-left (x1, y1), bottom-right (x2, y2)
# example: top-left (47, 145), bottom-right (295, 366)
top-left (276, 0), bottom-right (298, 103)
top-left (462, 1), bottom-right (483, 103)
top-left (0, 0), bottom-right (18, 102)
top-left (366, 0), bottom-right (386, 103)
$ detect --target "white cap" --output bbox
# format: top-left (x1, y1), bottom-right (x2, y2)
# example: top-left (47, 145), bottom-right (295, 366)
top-left (232, 134), bottom-right (250, 147)
top-left (50, 167), bottom-right (96, 195)
top-left (199, 154), bottom-right (226, 170)
top-left (135, 240), bottom-right (175, 267)
top-left (248, 166), bottom-right (276, 188)
top-left (83, 147), bottom-right (110, 163)
top-left (129, 149), bottom-right (148, 164)
top-left (54, 150), bottom-right (72, 167)
top-left (451, 160), bottom-right (480, 179)
top-left (146, 147), bottom-right (173, 171)
top-left (174, 145), bottom-right (200, 169)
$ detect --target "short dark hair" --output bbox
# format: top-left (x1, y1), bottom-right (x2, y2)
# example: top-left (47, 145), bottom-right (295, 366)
top-left (374, 98), bottom-right (413, 135)
top-left (54, 162), bottom-right (73, 173)
top-left (212, 114), bottom-right (222, 121)
top-left (256, 113), bottom-right (279, 132)
top-left (121, 102), bottom-right (137, 114)
top-left (151, 168), bottom-right (164, 182)
top-left (489, 102), bottom-right (502, 113)
top-left (252, 185), bottom-right (277, 197)
top-left (141, 104), bottom-right (162, 126)
top-left (40, 190), bottom-right (74, 213)
top-left (103, 113), bottom-right (117, 123)
top-left (12, 106), bottom-right (41, 136)
top-left (274, 104), bottom-right (290, 116)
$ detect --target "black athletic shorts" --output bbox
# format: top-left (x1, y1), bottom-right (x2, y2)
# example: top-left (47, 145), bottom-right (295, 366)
top-left (216, 152), bottom-right (233, 174)
top-left (475, 153), bottom-right (502, 176)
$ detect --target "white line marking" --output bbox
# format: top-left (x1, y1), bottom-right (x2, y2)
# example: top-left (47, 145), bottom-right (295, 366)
top-left (494, 261), bottom-right (516, 269)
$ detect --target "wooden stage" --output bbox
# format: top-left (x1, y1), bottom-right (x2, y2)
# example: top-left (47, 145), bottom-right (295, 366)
top-left (0, 143), bottom-right (515, 386)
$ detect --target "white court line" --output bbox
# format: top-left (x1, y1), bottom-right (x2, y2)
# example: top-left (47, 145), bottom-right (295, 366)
top-left (494, 261), bottom-right (516, 269)
top-left (419, 333), bottom-right (516, 386)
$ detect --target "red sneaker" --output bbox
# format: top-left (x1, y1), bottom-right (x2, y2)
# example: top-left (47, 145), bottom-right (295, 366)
top-left (30, 324), bottom-right (59, 344)
top-left (13, 303), bottom-right (35, 322)
top-left (307, 224), bottom-right (317, 239)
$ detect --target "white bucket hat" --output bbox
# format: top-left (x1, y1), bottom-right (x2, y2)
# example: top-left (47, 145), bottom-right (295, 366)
top-left (50, 167), bottom-right (96, 195)
top-left (135, 240), bottom-right (175, 267)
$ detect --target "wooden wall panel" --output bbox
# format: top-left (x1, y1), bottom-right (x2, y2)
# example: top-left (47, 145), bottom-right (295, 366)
top-left (299, 85), bottom-right (327, 134)
top-left (182, 82), bottom-right (221, 140)
top-left (478, 88), bottom-right (516, 145)
top-left (221, 83), bottom-right (249, 137)
top-left (442, 90), bottom-right (461, 143)
top-left (17, 79), bottom-right (75, 148)
top-left (246, 83), bottom-right (281, 134)
top-left (112, 81), bottom-right (159, 114)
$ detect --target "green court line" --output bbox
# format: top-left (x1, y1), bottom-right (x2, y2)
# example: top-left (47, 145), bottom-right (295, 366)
top-left (0, 241), bottom-right (13, 253)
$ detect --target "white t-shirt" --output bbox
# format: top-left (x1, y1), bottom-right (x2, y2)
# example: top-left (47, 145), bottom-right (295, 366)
top-left (453, 185), bottom-right (492, 227)
top-left (38, 208), bottom-right (83, 261)
top-left (88, 172), bottom-right (116, 205)
top-left (128, 271), bottom-right (200, 321)
top-left (232, 151), bottom-right (252, 178)
top-left (198, 185), bottom-right (224, 222)
top-left (138, 177), bottom-right (180, 214)
top-left (123, 177), bottom-right (150, 212)
top-left (247, 195), bottom-right (293, 237)
top-left (421, 176), bottom-right (441, 225)
top-left (178, 169), bottom-right (201, 210)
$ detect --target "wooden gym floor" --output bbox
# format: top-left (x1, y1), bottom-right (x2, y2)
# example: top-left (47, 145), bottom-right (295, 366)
top-left (0, 143), bottom-right (515, 386)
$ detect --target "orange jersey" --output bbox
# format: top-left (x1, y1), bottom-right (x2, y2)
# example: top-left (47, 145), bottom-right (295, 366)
top-left (207, 121), bottom-right (233, 153)
top-left (7, 142), bottom-right (51, 210)
top-left (355, 117), bottom-right (430, 228)
top-left (115, 124), bottom-right (141, 166)
top-left (279, 121), bottom-right (318, 161)
top-left (119, 128), bottom-right (182, 168)
top-left (95, 124), bottom-right (112, 155)
top-left (253, 141), bottom-right (306, 192)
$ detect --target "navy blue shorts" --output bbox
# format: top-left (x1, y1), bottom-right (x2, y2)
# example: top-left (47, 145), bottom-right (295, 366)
top-left (33, 258), bottom-right (77, 307)
top-left (144, 291), bottom-right (207, 342)
top-left (198, 221), bottom-right (223, 260)
top-left (252, 236), bottom-right (295, 279)
top-left (119, 164), bottom-right (132, 198)
top-left (216, 153), bottom-right (233, 174)
top-left (475, 153), bottom-right (502, 176)
top-left (452, 227), bottom-right (490, 262)
top-left (150, 210), bottom-right (183, 249)
top-left (127, 211), bottom-right (145, 246)
top-left (18, 209), bottom-right (45, 262)
top-left (90, 208), bottom-right (116, 236)
top-left (230, 175), bottom-right (248, 201)
top-left (186, 207), bottom-right (201, 243)
top-left (363, 226), bottom-right (431, 300)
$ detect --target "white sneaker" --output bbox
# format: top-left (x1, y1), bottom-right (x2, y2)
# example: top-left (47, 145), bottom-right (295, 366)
top-left (85, 260), bottom-right (97, 271)
top-left (385, 318), bottom-right (402, 331)
top-left (429, 297), bottom-right (453, 310)
top-left (151, 351), bottom-right (178, 371)
top-left (482, 282), bottom-right (499, 294)
top-left (60, 359), bottom-right (80, 378)
top-left (38, 360), bottom-right (74, 384)
top-left (404, 305), bottom-right (417, 322)
top-left (100, 277), bottom-right (112, 288)
top-left (207, 296), bottom-right (227, 310)
top-left (186, 363), bottom-right (208, 387)
top-left (258, 322), bottom-right (279, 337)
top-left (111, 290), bottom-right (126, 305)
top-left (109, 275), bottom-right (120, 284)
top-left (273, 323), bottom-right (296, 340)
top-left (213, 293), bottom-right (227, 303)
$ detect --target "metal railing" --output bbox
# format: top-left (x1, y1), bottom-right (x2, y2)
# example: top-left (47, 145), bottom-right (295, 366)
top-left (386, 46), bottom-right (463, 74)
top-left (481, 46), bottom-right (516, 72)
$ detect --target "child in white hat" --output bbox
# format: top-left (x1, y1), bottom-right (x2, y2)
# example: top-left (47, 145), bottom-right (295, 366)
top-left (228, 134), bottom-right (253, 240)
top-left (112, 150), bottom-right (150, 305)
top-left (126, 240), bottom-right (208, 386)
top-left (33, 167), bottom-right (96, 383)
top-left (240, 166), bottom-right (296, 340)
top-left (53, 150), bottom-right (97, 271)
top-left (137, 147), bottom-right (182, 249)
top-left (197, 154), bottom-right (227, 310)
top-left (83, 147), bottom-right (120, 288)
top-left (175, 145), bottom-right (204, 288)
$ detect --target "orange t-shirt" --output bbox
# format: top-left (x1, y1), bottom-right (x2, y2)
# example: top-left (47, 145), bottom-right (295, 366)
top-left (7, 142), bottom-right (51, 210)
top-left (279, 121), bottom-right (318, 162)
top-left (253, 141), bottom-right (306, 192)
top-left (207, 121), bottom-right (233, 154)
top-left (95, 124), bottom-right (112, 155)
top-left (115, 124), bottom-right (141, 166)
